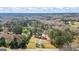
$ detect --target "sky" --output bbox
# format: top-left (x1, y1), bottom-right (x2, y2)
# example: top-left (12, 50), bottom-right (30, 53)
top-left (0, 7), bottom-right (79, 13)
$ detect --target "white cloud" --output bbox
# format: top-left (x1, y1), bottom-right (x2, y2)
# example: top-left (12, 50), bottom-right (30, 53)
top-left (0, 7), bottom-right (78, 13)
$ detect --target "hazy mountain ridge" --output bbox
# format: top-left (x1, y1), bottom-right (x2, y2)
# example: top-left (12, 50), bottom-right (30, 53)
top-left (0, 13), bottom-right (79, 23)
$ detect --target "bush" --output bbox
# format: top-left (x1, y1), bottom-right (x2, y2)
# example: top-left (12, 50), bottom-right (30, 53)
top-left (0, 37), bottom-right (6, 47)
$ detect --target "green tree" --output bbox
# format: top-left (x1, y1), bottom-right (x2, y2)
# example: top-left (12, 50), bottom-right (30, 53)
top-left (63, 31), bottom-right (73, 43)
top-left (23, 28), bottom-right (28, 34)
top-left (49, 28), bottom-right (73, 48)
top-left (12, 21), bottom-right (23, 34)
top-left (54, 36), bottom-right (66, 48)
top-left (0, 37), bottom-right (6, 47)
top-left (0, 24), bottom-right (3, 32)
top-left (19, 40), bottom-right (27, 49)
top-left (9, 38), bottom-right (18, 49)
top-left (26, 30), bottom-right (32, 44)
top-left (49, 29), bottom-right (62, 40)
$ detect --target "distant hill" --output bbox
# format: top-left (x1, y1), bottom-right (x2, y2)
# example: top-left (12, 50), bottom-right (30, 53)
top-left (0, 13), bottom-right (79, 23)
